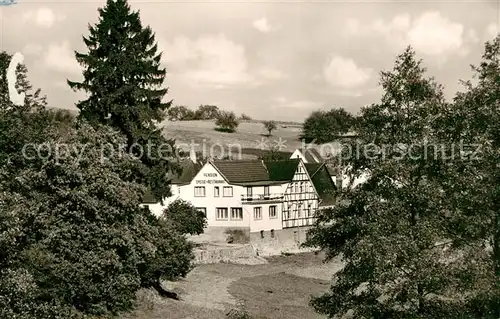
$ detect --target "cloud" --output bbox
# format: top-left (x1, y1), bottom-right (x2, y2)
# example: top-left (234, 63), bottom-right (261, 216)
top-left (252, 17), bottom-right (276, 33)
top-left (22, 43), bottom-right (44, 56)
top-left (256, 68), bottom-right (287, 80)
top-left (42, 42), bottom-right (81, 74)
top-left (323, 55), bottom-right (372, 89)
top-left (22, 8), bottom-right (65, 28)
top-left (406, 12), bottom-right (464, 56)
top-left (160, 34), bottom-right (254, 87)
top-left (345, 11), bottom-right (468, 59)
top-left (486, 23), bottom-right (498, 40)
top-left (273, 96), bottom-right (322, 109)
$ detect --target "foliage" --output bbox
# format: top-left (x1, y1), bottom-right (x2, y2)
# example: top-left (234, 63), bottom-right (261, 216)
top-left (215, 110), bottom-right (239, 133)
top-left (224, 229), bottom-right (250, 244)
top-left (167, 105), bottom-right (196, 121)
top-left (239, 113), bottom-right (252, 121)
top-left (257, 146), bottom-right (289, 161)
top-left (304, 46), bottom-right (499, 318)
top-left (0, 54), bottom-right (194, 317)
top-left (195, 104), bottom-right (219, 120)
top-left (67, 0), bottom-right (178, 201)
top-left (161, 199), bottom-right (207, 235)
top-left (263, 120), bottom-right (277, 136)
top-left (301, 108), bottom-right (355, 143)
top-left (0, 119), bottom-right (194, 317)
top-left (0, 51), bottom-right (47, 113)
top-left (166, 105), bottom-right (220, 121)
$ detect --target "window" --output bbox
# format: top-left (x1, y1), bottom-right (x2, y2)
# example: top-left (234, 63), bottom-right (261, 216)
top-left (253, 207), bottom-right (262, 220)
top-left (214, 186), bottom-right (220, 197)
top-left (294, 183), bottom-right (299, 192)
top-left (196, 207), bottom-right (207, 217)
top-left (300, 182), bottom-right (304, 193)
top-left (246, 186), bottom-right (253, 197)
top-left (231, 207), bottom-right (243, 220)
top-left (194, 186), bottom-right (205, 197)
top-left (223, 186), bottom-right (233, 197)
top-left (269, 205), bottom-right (277, 219)
top-left (290, 183), bottom-right (294, 192)
top-left (297, 205), bottom-right (302, 218)
top-left (216, 207), bottom-right (228, 220)
top-left (309, 185), bottom-right (314, 192)
top-left (264, 186), bottom-right (270, 197)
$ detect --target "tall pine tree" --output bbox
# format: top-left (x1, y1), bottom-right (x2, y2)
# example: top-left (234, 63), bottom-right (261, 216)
top-left (68, 0), bottom-right (178, 200)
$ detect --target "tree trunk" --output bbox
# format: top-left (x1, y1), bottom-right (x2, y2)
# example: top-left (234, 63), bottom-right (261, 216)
top-left (153, 279), bottom-right (180, 300)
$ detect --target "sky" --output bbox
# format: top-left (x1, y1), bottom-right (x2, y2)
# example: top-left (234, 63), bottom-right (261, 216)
top-left (1, 0), bottom-right (499, 122)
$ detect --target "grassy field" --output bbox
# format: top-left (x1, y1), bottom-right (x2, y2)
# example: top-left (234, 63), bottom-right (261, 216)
top-left (161, 120), bottom-right (306, 159)
top-left (123, 252), bottom-right (344, 319)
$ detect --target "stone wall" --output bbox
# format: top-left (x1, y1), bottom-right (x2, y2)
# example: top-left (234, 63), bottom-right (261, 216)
top-left (250, 226), bottom-right (317, 257)
top-left (193, 243), bottom-right (266, 265)
top-left (188, 226), bottom-right (250, 244)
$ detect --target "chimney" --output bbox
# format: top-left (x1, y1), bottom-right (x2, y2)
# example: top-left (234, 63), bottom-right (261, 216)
top-left (189, 147), bottom-right (197, 163)
top-left (336, 174), bottom-right (343, 190)
top-left (335, 166), bottom-right (343, 190)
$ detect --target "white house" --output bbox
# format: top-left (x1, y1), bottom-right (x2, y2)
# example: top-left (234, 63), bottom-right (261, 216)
top-left (142, 151), bottom-right (337, 233)
top-left (289, 146), bottom-right (370, 190)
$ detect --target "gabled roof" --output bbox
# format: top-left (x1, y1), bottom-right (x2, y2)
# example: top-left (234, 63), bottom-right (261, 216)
top-left (210, 159), bottom-right (302, 185)
top-left (293, 148), bottom-right (325, 163)
top-left (305, 163), bottom-right (337, 207)
top-left (211, 160), bottom-right (269, 183)
top-left (325, 164), bottom-right (339, 176)
top-left (170, 159), bottom-right (204, 185)
top-left (264, 159), bottom-right (300, 181)
top-left (308, 148), bottom-right (325, 162)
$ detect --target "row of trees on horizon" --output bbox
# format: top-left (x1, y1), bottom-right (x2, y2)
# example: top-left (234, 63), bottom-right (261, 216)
top-left (0, 0), bottom-right (499, 318)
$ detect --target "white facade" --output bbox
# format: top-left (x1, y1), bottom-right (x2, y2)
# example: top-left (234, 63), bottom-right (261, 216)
top-left (340, 165), bottom-right (370, 189)
top-left (145, 161), bottom-right (294, 232)
top-left (281, 160), bottom-right (320, 228)
top-left (144, 156), bottom-right (331, 233)
top-left (290, 149), bottom-right (309, 163)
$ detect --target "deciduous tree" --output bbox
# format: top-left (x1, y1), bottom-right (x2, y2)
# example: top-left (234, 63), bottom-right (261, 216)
top-left (301, 108), bottom-right (355, 144)
top-left (215, 110), bottom-right (239, 133)
top-left (304, 47), bottom-right (488, 318)
top-left (263, 120), bottom-right (277, 136)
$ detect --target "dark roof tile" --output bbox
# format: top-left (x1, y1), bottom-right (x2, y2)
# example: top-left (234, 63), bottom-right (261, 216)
top-left (170, 159), bottom-right (204, 185)
top-left (264, 159), bottom-right (300, 181)
top-left (309, 148), bottom-right (325, 162)
top-left (305, 163), bottom-right (337, 207)
top-left (212, 160), bottom-right (269, 183)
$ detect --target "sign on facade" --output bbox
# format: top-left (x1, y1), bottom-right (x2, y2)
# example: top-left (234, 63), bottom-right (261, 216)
top-left (195, 172), bottom-right (225, 184)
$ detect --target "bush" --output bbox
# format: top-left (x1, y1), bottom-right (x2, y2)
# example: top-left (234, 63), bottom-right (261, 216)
top-left (161, 199), bottom-right (207, 236)
top-left (224, 229), bottom-right (250, 244)
top-left (239, 113), bottom-right (252, 121)
top-left (215, 111), bottom-right (239, 133)
top-left (301, 108), bottom-right (355, 143)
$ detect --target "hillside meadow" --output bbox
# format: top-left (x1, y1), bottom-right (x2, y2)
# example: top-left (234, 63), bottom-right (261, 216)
top-left (160, 120), bottom-right (306, 159)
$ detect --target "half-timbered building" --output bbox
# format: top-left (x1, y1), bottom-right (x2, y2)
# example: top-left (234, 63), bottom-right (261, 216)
top-left (142, 151), bottom-right (337, 233)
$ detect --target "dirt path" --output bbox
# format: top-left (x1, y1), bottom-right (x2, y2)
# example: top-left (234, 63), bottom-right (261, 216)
top-left (125, 252), bottom-right (344, 319)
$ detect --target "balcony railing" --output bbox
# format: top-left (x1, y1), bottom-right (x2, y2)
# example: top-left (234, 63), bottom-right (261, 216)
top-left (241, 193), bottom-right (284, 202)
